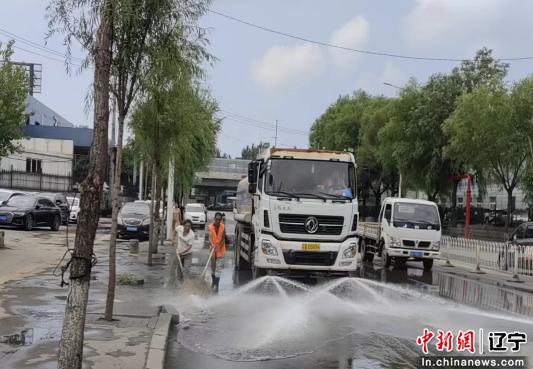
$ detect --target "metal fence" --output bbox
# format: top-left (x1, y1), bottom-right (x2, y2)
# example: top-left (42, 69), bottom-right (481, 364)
top-left (442, 236), bottom-right (533, 278)
top-left (0, 169), bottom-right (71, 192)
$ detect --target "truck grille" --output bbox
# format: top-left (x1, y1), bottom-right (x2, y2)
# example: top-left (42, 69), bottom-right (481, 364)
top-left (282, 250), bottom-right (338, 266)
top-left (402, 240), bottom-right (431, 248)
top-left (278, 214), bottom-right (344, 235)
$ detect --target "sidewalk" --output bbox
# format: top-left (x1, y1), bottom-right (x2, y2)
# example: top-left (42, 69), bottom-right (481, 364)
top-left (0, 219), bottom-right (182, 369)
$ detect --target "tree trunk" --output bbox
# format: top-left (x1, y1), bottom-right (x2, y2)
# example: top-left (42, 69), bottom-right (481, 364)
top-left (57, 2), bottom-right (112, 368)
top-left (506, 189), bottom-right (513, 232)
top-left (152, 164), bottom-right (162, 254)
top-left (104, 112), bottom-right (125, 320)
top-left (148, 162), bottom-right (157, 266)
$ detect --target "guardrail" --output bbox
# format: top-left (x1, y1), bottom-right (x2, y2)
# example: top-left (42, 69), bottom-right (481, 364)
top-left (441, 236), bottom-right (533, 279)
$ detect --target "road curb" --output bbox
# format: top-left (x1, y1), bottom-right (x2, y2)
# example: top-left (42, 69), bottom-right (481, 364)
top-left (144, 305), bottom-right (179, 369)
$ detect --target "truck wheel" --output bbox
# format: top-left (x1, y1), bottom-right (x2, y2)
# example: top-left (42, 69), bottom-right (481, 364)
top-left (252, 264), bottom-right (267, 279)
top-left (423, 259), bottom-right (434, 271)
top-left (234, 229), bottom-right (242, 270)
top-left (383, 251), bottom-right (392, 268)
top-left (361, 241), bottom-right (374, 263)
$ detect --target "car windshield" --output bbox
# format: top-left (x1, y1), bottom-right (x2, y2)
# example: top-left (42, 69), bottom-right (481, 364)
top-left (393, 203), bottom-right (440, 226)
top-left (186, 205), bottom-right (204, 213)
top-left (67, 198), bottom-right (80, 207)
top-left (264, 159), bottom-right (355, 199)
top-left (6, 195), bottom-right (35, 208)
top-left (120, 203), bottom-right (150, 215)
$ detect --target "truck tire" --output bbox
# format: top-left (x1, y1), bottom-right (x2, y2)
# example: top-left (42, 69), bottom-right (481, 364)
top-left (234, 225), bottom-right (250, 271)
top-left (423, 259), bottom-right (434, 271)
top-left (383, 251), bottom-right (392, 268)
top-left (361, 240), bottom-right (374, 263)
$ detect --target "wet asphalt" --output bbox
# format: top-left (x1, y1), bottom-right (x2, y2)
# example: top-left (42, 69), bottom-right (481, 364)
top-left (165, 213), bottom-right (533, 369)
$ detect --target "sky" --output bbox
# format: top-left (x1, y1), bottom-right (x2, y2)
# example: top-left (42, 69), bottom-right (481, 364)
top-left (2, 0), bottom-right (533, 158)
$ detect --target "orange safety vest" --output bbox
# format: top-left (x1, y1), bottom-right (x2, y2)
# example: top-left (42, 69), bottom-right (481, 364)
top-left (209, 223), bottom-right (226, 258)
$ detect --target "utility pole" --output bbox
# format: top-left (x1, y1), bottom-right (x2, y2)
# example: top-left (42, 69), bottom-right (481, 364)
top-left (274, 119), bottom-right (278, 147)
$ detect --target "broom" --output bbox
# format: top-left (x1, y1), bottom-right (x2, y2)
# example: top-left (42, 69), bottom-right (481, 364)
top-left (180, 248), bottom-right (215, 296)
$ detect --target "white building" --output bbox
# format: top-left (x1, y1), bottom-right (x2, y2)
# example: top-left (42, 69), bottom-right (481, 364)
top-left (0, 137), bottom-right (74, 192)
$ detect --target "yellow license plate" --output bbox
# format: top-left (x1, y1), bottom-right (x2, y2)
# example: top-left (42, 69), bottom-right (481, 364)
top-left (302, 243), bottom-right (320, 251)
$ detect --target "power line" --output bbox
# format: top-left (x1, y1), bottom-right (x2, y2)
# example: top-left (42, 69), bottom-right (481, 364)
top-left (221, 110), bottom-right (308, 134)
top-left (0, 28), bottom-right (84, 63)
top-left (222, 115), bottom-right (308, 136)
top-left (0, 35), bottom-right (83, 67)
top-left (208, 9), bottom-right (533, 62)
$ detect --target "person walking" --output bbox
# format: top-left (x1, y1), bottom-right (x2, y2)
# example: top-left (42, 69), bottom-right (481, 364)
top-left (208, 212), bottom-right (226, 292)
top-left (174, 219), bottom-right (195, 280)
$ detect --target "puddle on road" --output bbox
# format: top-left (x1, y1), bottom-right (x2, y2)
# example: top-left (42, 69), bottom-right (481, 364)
top-left (165, 275), bottom-right (533, 367)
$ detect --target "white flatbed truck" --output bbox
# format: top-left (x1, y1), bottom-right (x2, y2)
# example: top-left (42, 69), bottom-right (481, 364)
top-left (356, 197), bottom-right (441, 271)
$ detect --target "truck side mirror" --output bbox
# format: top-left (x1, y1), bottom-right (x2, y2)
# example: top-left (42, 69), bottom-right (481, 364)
top-left (248, 161), bottom-right (257, 183)
top-left (248, 161), bottom-right (257, 194)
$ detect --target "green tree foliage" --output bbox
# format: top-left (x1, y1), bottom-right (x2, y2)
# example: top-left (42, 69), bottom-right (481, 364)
top-left (357, 97), bottom-right (397, 212)
top-left (240, 142), bottom-right (265, 160)
top-left (309, 91), bottom-right (371, 151)
top-left (379, 74), bottom-right (464, 201)
top-left (0, 41), bottom-right (27, 157)
top-left (445, 84), bottom-right (528, 229)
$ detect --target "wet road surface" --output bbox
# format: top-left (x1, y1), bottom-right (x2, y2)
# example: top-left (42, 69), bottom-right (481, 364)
top-left (166, 214), bottom-right (533, 369)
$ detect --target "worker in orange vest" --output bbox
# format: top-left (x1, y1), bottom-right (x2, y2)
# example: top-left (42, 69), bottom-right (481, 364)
top-left (208, 212), bottom-right (226, 292)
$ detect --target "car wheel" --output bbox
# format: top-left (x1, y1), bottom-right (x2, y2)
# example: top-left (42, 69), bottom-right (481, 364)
top-left (51, 215), bottom-right (61, 231)
top-left (24, 214), bottom-right (33, 231)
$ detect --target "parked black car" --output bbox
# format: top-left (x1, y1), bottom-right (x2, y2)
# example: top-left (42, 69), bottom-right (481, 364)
top-left (40, 192), bottom-right (70, 224)
top-left (0, 195), bottom-right (62, 231)
top-left (117, 202), bottom-right (151, 239)
top-left (0, 189), bottom-right (26, 204)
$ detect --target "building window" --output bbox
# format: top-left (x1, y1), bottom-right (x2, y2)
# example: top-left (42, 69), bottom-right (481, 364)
top-left (26, 158), bottom-right (42, 173)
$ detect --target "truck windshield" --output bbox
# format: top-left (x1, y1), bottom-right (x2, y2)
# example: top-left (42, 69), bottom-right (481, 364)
top-left (393, 203), bottom-right (440, 229)
top-left (264, 159), bottom-right (355, 200)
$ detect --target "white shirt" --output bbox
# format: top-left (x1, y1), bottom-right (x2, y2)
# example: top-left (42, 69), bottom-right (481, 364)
top-left (176, 225), bottom-right (195, 256)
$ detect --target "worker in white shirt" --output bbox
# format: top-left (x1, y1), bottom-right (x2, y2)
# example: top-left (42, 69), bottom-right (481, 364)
top-left (174, 219), bottom-right (195, 280)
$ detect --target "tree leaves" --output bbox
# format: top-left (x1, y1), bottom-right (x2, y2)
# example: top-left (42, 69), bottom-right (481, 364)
top-left (0, 41), bottom-right (27, 158)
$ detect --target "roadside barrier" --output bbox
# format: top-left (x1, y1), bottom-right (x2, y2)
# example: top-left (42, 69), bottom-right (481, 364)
top-left (441, 236), bottom-right (533, 279)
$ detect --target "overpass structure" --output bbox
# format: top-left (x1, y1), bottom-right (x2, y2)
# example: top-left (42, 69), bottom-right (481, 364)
top-left (192, 158), bottom-right (250, 205)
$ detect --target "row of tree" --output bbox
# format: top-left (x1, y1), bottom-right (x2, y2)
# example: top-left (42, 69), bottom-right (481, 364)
top-left (310, 48), bottom-right (533, 228)
top-left (44, 0), bottom-right (218, 367)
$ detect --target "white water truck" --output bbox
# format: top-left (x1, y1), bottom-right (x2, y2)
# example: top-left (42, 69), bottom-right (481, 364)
top-left (233, 148), bottom-right (359, 279)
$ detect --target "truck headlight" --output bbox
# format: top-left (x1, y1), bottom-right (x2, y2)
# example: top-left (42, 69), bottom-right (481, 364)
top-left (343, 243), bottom-right (357, 259)
top-left (261, 239), bottom-right (278, 256)
top-left (390, 237), bottom-right (401, 248)
top-left (432, 241), bottom-right (440, 251)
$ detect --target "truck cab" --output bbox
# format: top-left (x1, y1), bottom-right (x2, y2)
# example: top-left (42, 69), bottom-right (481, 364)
top-left (377, 198), bottom-right (441, 271)
top-left (234, 148), bottom-right (359, 278)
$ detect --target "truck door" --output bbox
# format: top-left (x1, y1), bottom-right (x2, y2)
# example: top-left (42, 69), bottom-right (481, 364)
top-left (381, 203), bottom-right (392, 240)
